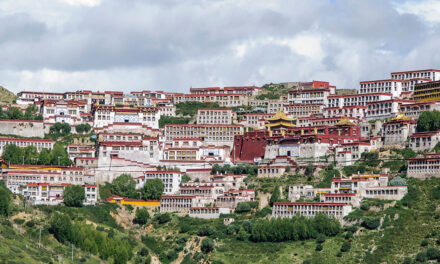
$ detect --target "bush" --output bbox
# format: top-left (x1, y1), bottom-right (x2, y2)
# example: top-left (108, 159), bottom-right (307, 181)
top-left (134, 208), bottom-right (150, 225)
top-left (235, 202), bottom-right (251, 213)
top-left (315, 244), bottom-right (323, 251)
top-left (345, 231), bottom-right (353, 240)
top-left (360, 202), bottom-right (370, 211)
top-left (389, 176), bottom-right (407, 186)
top-left (402, 257), bottom-right (412, 264)
top-left (201, 238), bottom-right (214, 253)
top-left (316, 234), bottom-right (326, 244)
top-left (198, 225), bottom-right (214, 236)
top-left (25, 220), bottom-right (35, 228)
top-left (431, 186), bottom-right (440, 200)
top-left (13, 218), bottom-right (25, 225)
top-left (157, 213), bottom-right (171, 224)
top-left (415, 252), bottom-right (427, 262)
top-left (236, 228), bottom-right (247, 241)
top-left (421, 239), bottom-right (429, 247)
top-left (362, 217), bottom-right (380, 230)
top-left (426, 247), bottom-right (440, 259)
top-left (340, 242), bottom-right (351, 252)
top-left (138, 247), bottom-right (149, 257)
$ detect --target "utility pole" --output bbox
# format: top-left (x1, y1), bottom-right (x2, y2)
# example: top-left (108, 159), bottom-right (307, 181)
top-left (71, 243), bottom-right (74, 261)
top-left (22, 156), bottom-right (24, 165)
top-left (58, 156), bottom-right (61, 166)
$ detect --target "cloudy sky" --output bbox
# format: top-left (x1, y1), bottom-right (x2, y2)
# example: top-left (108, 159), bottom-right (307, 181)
top-left (0, 0), bottom-right (439, 94)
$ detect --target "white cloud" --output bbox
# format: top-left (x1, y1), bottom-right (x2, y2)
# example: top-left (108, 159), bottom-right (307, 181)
top-left (0, 0), bottom-right (438, 94)
top-left (58, 0), bottom-right (101, 7)
top-left (396, 0), bottom-right (440, 23)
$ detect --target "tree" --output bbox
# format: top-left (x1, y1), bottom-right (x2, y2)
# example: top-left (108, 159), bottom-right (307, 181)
top-left (198, 225), bottom-right (215, 236)
top-left (389, 176), bottom-right (407, 186)
top-left (38, 148), bottom-right (52, 165)
top-left (362, 217), bottom-right (380, 230)
top-left (0, 184), bottom-right (11, 216)
top-left (2, 144), bottom-right (24, 164)
top-left (181, 174), bottom-right (191, 183)
top-left (6, 107), bottom-right (24, 120)
top-left (24, 104), bottom-right (39, 120)
top-left (75, 123), bottom-right (92, 134)
top-left (111, 174), bottom-right (137, 198)
top-left (134, 208), bottom-right (150, 225)
top-left (50, 143), bottom-right (72, 166)
top-left (49, 122), bottom-right (71, 139)
top-left (236, 202), bottom-right (251, 213)
top-left (304, 163), bottom-right (315, 177)
top-left (157, 213), bottom-right (171, 224)
top-left (49, 213), bottom-right (72, 243)
top-left (63, 185), bottom-right (85, 207)
top-left (142, 178), bottom-right (164, 200)
top-left (269, 186), bottom-right (281, 207)
top-left (201, 238), bottom-right (214, 253)
top-left (24, 145), bottom-right (39, 164)
top-left (417, 110), bottom-right (440, 132)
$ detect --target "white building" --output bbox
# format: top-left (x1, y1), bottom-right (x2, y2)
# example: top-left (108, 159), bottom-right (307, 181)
top-left (93, 105), bottom-right (159, 129)
top-left (272, 202), bottom-right (352, 223)
top-left (197, 108), bottom-right (234, 124)
top-left (136, 171), bottom-right (183, 194)
top-left (359, 80), bottom-right (403, 97)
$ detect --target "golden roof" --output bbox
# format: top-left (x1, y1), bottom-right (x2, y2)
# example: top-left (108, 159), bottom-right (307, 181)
top-left (335, 117), bottom-right (355, 126)
top-left (390, 111), bottom-right (411, 122)
top-left (266, 111), bottom-right (294, 122)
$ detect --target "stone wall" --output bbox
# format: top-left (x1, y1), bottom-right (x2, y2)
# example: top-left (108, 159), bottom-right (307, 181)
top-left (0, 120), bottom-right (45, 138)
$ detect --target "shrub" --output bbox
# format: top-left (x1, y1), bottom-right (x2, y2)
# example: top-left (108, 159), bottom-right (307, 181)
top-left (235, 202), bottom-right (251, 213)
top-left (315, 244), bottom-right (323, 251)
top-left (360, 202), bottom-right (370, 211)
top-left (138, 247), bottom-right (149, 257)
top-left (421, 239), bottom-right (429, 247)
top-left (198, 225), bottom-right (214, 236)
top-left (362, 217), bottom-right (380, 230)
top-left (345, 231), bottom-right (353, 240)
top-left (340, 242), bottom-right (351, 252)
top-left (236, 228), bottom-right (247, 241)
top-left (201, 238), bottom-right (214, 253)
top-left (158, 213), bottom-right (171, 224)
top-left (426, 247), bottom-right (440, 260)
top-left (134, 208), bottom-right (150, 225)
top-left (13, 218), bottom-right (25, 225)
top-left (316, 234), bottom-right (326, 244)
top-left (415, 252), bottom-right (427, 262)
top-left (402, 257), bottom-right (412, 264)
top-left (25, 220), bottom-right (35, 228)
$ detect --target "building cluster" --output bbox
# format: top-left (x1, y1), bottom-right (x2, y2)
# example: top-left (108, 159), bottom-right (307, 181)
top-left (273, 174), bottom-right (407, 223)
top-left (0, 69), bottom-right (438, 218)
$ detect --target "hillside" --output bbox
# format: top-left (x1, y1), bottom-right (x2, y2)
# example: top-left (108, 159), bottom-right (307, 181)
top-left (0, 177), bottom-right (439, 264)
top-left (0, 86), bottom-right (16, 104)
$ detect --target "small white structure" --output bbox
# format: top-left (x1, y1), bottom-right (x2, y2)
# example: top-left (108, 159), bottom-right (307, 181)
top-left (189, 207), bottom-right (231, 219)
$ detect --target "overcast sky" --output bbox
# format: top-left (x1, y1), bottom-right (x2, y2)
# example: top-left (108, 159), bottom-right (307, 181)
top-left (0, 0), bottom-right (439, 94)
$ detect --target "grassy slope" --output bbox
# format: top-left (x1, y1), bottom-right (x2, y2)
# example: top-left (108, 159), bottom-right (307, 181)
top-left (211, 178), bottom-right (440, 264)
top-left (0, 86), bottom-right (17, 103)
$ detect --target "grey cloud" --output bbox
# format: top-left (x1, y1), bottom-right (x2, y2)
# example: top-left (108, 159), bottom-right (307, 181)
top-left (0, 0), bottom-right (439, 93)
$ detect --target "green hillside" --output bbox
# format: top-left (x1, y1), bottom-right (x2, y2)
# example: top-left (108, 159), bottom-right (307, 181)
top-left (0, 86), bottom-right (17, 103)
